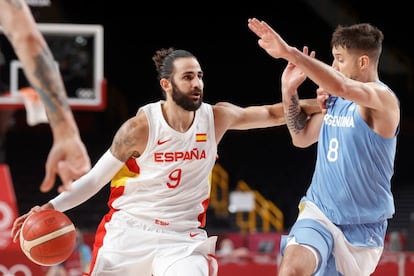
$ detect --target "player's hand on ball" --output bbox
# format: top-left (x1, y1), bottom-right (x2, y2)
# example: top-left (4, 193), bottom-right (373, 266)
top-left (18, 208), bottom-right (76, 266)
top-left (11, 205), bottom-right (47, 243)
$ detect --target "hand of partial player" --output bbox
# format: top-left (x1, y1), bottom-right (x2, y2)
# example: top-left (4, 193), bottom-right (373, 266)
top-left (40, 135), bottom-right (91, 193)
top-left (248, 18), bottom-right (290, 60)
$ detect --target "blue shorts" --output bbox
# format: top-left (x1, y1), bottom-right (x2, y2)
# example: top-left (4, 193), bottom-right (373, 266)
top-left (280, 201), bottom-right (385, 276)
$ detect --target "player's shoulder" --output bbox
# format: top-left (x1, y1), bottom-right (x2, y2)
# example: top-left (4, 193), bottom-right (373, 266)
top-left (212, 101), bottom-right (237, 113)
top-left (117, 113), bottom-right (148, 138)
top-left (369, 80), bottom-right (395, 95)
top-left (136, 100), bottom-right (162, 115)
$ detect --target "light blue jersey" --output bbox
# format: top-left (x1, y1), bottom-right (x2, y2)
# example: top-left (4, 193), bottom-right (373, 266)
top-left (304, 93), bottom-right (398, 225)
top-left (282, 83), bottom-right (399, 275)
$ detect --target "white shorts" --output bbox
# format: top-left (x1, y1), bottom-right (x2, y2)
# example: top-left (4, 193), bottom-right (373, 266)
top-left (89, 211), bottom-right (217, 276)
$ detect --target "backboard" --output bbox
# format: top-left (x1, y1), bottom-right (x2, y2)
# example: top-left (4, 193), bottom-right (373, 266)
top-left (0, 23), bottom-right (105, 110)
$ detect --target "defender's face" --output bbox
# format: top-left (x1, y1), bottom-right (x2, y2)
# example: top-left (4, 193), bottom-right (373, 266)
top-left (331, 46), bottom-right (361, 81)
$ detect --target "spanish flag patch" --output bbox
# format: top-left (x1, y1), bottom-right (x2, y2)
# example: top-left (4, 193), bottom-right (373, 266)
top-left (196, 133), bottom-right (207, 142)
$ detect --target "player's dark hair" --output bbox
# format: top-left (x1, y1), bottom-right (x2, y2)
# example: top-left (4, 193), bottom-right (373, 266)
top-left (152, 47), bottom-right (196, 81)
top-left (331, 23), bottom-right (383, 61)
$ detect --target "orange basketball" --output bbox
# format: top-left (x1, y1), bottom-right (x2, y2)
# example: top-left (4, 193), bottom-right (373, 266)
top-left (19, 209), bottom-right (77, 266)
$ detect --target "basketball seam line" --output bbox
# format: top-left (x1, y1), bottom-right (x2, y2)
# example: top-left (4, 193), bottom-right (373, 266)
top-left (21, 224), bottom-right (76, 249)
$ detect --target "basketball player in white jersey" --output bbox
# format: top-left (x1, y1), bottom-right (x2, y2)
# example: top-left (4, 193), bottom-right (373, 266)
top-left (0, 0), bottom-right (90, 192)
top-left (12, 48), bottom-right (320, 275)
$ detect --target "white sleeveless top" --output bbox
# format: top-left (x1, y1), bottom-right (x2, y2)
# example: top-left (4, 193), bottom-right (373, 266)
top-left (109, 100), bottom-right (217, 231)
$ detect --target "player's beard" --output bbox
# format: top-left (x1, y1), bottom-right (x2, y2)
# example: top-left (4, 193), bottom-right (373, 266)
top-left (171, 81), bottom-right (203, 112)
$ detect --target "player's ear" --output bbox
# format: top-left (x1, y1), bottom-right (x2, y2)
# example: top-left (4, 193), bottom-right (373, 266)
top-left (160, 78), bottom-right (171, 96)
top-left (358, 55), bottom-right (369, 70)
top-left (160, 78), bottom-right (170, 89)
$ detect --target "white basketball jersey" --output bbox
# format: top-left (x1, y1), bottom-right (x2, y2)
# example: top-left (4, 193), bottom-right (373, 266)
top-left (108, 100), bottom-right (217, 231)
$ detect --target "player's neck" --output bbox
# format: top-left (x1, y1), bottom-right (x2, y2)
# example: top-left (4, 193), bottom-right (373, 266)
top-left (161, 102), bottom-right (195, 132)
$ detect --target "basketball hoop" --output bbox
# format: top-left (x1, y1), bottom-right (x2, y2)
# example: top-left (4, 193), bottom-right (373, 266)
top-left (0, 23), bottom-right (106, 111)
top-left (20, 87), bottom-right (48, 126)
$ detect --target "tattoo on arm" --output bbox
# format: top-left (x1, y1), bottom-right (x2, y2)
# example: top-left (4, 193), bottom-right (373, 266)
top-left (285, 95), bottom-right (308, 134)
top-left (32, 48), bottom-right (70, 124)
top-left (110, 125), bottom-right (139, 162)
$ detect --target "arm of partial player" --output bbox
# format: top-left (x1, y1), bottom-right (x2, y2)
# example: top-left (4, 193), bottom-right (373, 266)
top-left (11, 150), bottom-right (124, 242)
